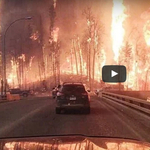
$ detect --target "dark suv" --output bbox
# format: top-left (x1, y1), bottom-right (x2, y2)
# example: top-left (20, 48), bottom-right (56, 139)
top-left (55, 82), bottom-right (90, 114)
top-left (9, 88), bottom-right (30, 97)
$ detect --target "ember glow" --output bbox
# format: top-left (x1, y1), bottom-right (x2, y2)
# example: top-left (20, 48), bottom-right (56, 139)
top-left (54, 0), bottom-right (57, 8)
top-left (30, 31), bottom-right (39, 41)
top-left (29, 56), bottom-right (35, 69)
top-left (18, 54), bottom-right (26, 62)
top-left (143, 20), bottom-right (150, 46)
top-left (3, 0), bottom-right (150, 91)
top-left (7, 58), bottom-right (19, 87)
top-left (53, 27), bottom-right (59, 42)
top-left (111, 0), bottom-right (127, 62)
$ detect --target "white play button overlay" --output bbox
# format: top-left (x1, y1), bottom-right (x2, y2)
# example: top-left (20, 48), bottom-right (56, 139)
top-left (102, 65), bottom-right (126, 82)
top-left (111, 70), bottom-right (118, 77)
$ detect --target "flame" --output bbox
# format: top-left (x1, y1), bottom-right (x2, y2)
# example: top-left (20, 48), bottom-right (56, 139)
top-left (29, 56), bottom-right (35, 69)
top-left (5, 1), bottom-right (150, 91)
top-left (111, 0), bottom-right (127, 62)
top-left (141, 8), bottom-right (150, 46)
top-left (53, 27), bottom-right (59, 42)
top-left (54, 0), bottom-right (57, 8)
top-left (18, 54), bottom-right (25, 62)
top-left (143, 20), bottom-right (150, 46)
top-left (30, 31), bottom-right (39, 41)
top-left (7, 58), bottom-right (19, 87)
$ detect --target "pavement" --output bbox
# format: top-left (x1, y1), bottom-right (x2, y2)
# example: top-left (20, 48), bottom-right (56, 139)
top-left (0, 96), bottom-right (36, 103)
top-left (0, 95), bottom-right (149, 143)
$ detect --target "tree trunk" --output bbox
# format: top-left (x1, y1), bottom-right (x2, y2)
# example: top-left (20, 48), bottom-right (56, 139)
top-left (87, 48), bottom-right (89, 81)
top-left (42, 47), bottom-right (46, 80)
top-left (72, 39), bottom-right (79, 75)
top-left (50, 54), bottom-right (53, 77)
top-left (22, 59), bottom-right (24, 89)
top-left (38, 60), bottom-right (42, 82)
top-left (92, 49), bottom-right (96, 84)
top-left (52, 53), bottom-right (57, 86)
top-left (88, 43), bottom-right (91, 90)
top-left (57, 47), bottom-right (61, 84)
top-left (57, 61), bottom-right (60, 84)
top-left (145, 69), bottom-right (148, 90)
top-left (70, 48), bottom-right (73, 74)
top-left (78, 40), bottom-right (83, 79)
top-left (18, 61), bottom-right (22, 89)
top-left (14, 59), bottom-right (20, 88)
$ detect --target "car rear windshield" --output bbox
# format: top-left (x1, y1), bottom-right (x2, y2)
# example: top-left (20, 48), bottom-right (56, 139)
top-left (10, 89), bottom-right (20, 92)
top-left (62, 85), bottom-right (86, 93)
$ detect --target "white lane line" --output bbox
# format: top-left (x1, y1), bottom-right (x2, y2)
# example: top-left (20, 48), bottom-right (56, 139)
top-left (97, 99), bottom-right (146, 141)
top-left (0, 104), bottom-right (48, 136)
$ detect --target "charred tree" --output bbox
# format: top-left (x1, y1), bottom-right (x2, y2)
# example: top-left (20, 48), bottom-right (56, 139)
top-left (72, 39), bottom-right (79, 75)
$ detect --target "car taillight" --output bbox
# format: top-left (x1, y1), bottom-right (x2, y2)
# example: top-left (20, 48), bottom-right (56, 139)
top-left (81, 92), bottom-right (88, 99)
top-left (82, 92), bottom-right (88, 96)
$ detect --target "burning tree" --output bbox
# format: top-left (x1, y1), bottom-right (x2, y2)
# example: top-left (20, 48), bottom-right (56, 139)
top-left (82, 7), bottom-right (105, 90)
top-left (111, 0), bottom-right (127, 63)
top-left (48, 0), bottom-right (60, 87)
top-left (119, 41), bottom-right (132, 90)
top-left (71, 36), bottom-right (83, 76)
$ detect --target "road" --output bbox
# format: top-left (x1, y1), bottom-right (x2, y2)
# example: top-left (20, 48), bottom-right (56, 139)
top-left (0, 95), bottom-right (149, 142)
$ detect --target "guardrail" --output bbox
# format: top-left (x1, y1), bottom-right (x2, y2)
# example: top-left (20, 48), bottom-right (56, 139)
top-left (102, 92), bottom-right (150, 115)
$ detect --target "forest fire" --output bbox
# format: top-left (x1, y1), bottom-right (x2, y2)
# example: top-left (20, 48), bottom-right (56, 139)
top-left (144, 20), bottom-right (150, 46)
top-left (2, 0), bottom-right (150, 91)
top-left (111, 0), bottom-right (127, 62)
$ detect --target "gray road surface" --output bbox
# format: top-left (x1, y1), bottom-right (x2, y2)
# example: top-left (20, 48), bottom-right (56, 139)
top-left (0, 96), bottom-right (149, 142)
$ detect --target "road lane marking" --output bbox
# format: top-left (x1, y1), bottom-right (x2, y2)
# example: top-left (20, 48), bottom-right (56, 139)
top-left (97, 99), bottom-right (146, 141)
top-left (0, 104), bottom-right (49, 136)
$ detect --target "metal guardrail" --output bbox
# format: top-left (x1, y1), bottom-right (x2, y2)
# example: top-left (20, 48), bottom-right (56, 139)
top-left (102, 92), bottom-right (150, 115)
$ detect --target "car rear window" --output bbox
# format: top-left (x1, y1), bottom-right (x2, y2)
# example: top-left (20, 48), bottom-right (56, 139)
top-left (62, 85), bottom-right (86, 93)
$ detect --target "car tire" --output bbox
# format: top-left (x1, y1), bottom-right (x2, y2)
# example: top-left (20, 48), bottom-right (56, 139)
top-left (53, 96), bottom-right (55, 99)
top-left (84, 107), bottom-right (90, 114)
top-left (23, 93), bottom-right (28, 97)
top-left (55, 108), bottom-right (61, 114)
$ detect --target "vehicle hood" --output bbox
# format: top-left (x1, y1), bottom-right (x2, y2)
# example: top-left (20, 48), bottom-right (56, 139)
top-left (0, 135), bottom-right (150, 150)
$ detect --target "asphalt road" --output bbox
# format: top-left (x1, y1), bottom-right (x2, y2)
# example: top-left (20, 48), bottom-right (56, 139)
top-left (0, 95), bottom-right (150, 143)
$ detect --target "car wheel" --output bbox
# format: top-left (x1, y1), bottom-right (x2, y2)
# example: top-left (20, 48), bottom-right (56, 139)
top-left (55, 108), bottom-right (61, 114)
top-left (84, 107), bottom-right (90, 114)
top-left (53, 96), bottom-right (55, 99)
top-left (23, 93), bottom-right (28, 97)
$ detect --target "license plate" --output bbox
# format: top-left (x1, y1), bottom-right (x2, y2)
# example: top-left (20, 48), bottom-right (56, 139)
top-left (70, 97), bottom-right (76, 100)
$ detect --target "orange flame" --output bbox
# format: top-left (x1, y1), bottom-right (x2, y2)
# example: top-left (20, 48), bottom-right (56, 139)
top-left (29, 56), bottom-right (35, 69)
top-left (111, 0), bottom-right (127, 62)
top-left (53, 27), bottom-right (59, 42)
top-left (18, 54), bottom-right (25, 62)
top-left (54, 0), bottom-right (57, 8)
top-left (143, 20), bottom-right (150, 46)
top-left (30, 31), bottom-right (39, 41)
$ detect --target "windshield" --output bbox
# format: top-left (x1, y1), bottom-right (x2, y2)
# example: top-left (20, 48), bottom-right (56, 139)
top-left (62, 85), bottom-right (86, 93)
top-left (0, 0), bottom-right (150, 145)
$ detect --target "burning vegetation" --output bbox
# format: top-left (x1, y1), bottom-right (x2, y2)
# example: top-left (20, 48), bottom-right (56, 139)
top-left (1, 0), bottom-right (150, 91)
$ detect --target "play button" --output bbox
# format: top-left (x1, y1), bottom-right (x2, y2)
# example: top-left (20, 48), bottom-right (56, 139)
top-left (111, 70), bottom-right (118, 77)
top-left (102, 65), bottom-right (126, 82)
